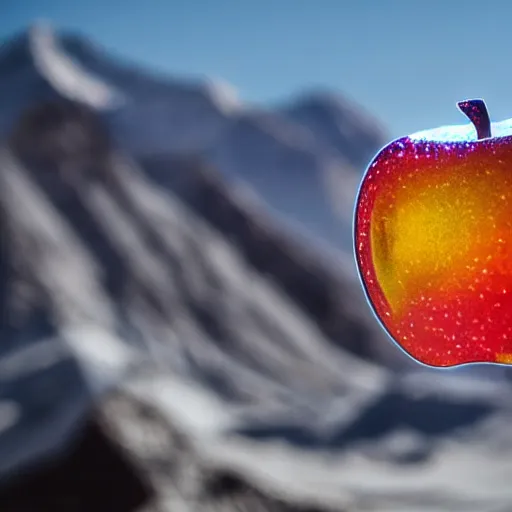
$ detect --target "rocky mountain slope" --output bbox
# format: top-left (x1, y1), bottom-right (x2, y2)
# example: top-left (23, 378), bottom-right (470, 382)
top-left (0, 23), bottom-right (386, 252)
top-left (1, 24), bottom-right (512, 512)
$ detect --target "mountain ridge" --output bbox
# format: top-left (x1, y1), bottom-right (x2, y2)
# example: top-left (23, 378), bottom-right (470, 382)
top-left (0, 23), bottom-right (387, 252)
top-left (2, 25), bottom-right (512, 512)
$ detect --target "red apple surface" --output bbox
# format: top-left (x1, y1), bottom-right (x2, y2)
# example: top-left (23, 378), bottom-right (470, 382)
top-left (354, 99), bottom-right (512, 367)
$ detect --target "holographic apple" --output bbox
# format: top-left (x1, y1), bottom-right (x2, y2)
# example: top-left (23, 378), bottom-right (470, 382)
top-left (354, 99), bottom-right (512, 367)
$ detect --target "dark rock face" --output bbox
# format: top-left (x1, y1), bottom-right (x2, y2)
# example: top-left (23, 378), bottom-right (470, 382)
top-left (97, 392), bottom-right (347, 512)
top-left (0, 417), bottom-right (154, 512)
top-left (0, 34), bottom-right (62, 136)
top-left (9, 99), bottom-right (112, 185)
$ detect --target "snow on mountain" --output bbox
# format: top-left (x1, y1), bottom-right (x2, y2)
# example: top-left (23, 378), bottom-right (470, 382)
top-left (0, 23), bottom-right (122, 138)
top-left (1, 100), bottom-right (512, 511)
top-left (203, 77), bottom-right (242, 115)
top-left (0, 99), bottom-right (390, 481)
top-left (282, 90), bottom-right (386, 171)
top-left (203, 109), bottom-right (352, 248)
top-left (28, 22), bottom-right (125, 111)
top-left (56, 31), bottom-right (243, 154)
top-left (2, 27), bottom-right (512, 512)
top-left (0, 24), bottom-right (386, 252)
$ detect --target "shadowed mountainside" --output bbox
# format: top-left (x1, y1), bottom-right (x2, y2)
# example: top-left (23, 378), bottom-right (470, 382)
top-left (2, 25), bottom-right (512, 512)
top-left (1, 98), bottom-right (512, 512)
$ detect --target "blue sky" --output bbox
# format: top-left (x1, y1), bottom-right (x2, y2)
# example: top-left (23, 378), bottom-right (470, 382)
top-left (1, 0), bottom-right (512, 139)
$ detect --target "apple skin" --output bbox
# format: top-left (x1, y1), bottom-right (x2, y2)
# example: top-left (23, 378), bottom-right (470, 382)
top-left (354, 114), bottom-right (512, 368)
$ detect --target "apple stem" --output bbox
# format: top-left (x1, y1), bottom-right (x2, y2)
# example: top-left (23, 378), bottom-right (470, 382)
top-left (457, 99), bottom-right (491, 140)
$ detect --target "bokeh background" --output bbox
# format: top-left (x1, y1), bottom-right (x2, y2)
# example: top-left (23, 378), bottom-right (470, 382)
top-left (1, 1), bottom-right (512, 511)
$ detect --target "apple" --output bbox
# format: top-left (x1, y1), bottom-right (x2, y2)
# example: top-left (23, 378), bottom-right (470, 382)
top-left (354, 98), bottom-right (512, 367)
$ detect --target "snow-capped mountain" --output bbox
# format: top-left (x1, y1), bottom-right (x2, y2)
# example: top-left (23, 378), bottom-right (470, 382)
top-left (0, 23), bottom-right (386, 253)
top-left (28, 22), bottom-right (124, 110)
top-left (3, 23), bottom-right (512, 512)
top-left (1, 93), bottom-right (512, 512)
top-left (0, 24), bottom-right (122, 133)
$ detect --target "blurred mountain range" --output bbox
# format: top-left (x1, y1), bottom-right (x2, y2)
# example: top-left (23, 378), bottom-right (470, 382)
top-left (1, 22), bottom-right (512, 512)
top-left (0, 23), bottom-right (386, 253)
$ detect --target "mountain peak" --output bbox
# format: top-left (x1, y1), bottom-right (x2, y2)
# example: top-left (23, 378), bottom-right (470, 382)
top-left (0, 25), bottom-right (385, 251)
top-left (282, 89), bottom-right (387, 170)
top-left (288, 88), bottom-right (386, 140)
top-left (27, 18), bottom-right (54, 38)
top-left (203, 77), bottom-right (241, 115)
top-left (29, 23), bottom-right (124, 111)
top-left (0, 23), bottom-right (124, 112)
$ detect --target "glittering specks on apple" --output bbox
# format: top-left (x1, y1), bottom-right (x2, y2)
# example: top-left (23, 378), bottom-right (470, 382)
top-left (355, 135), bottom-right (512, 367)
